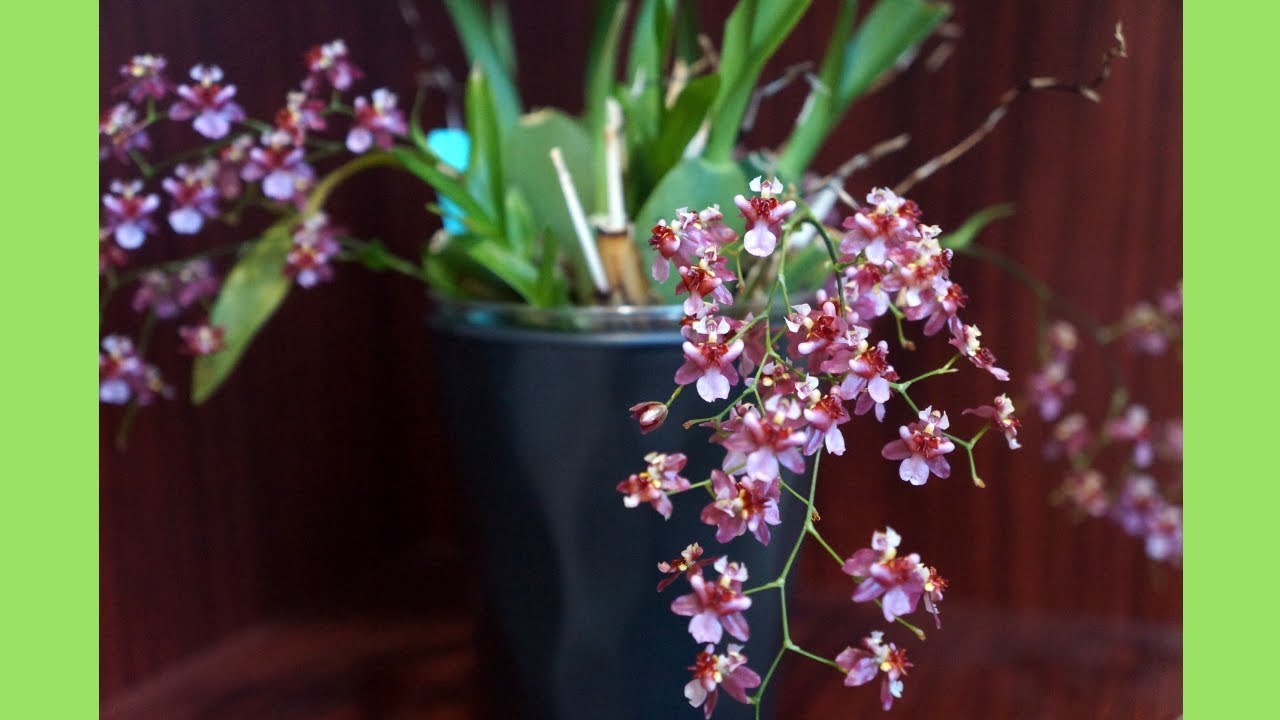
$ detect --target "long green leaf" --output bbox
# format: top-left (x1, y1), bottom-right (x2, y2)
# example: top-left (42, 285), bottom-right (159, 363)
top-left (648, 74), bottom-right (720, 184)
top-left (459, 237), bottom-right (542, 305)
top-left (704, 0), bottom-right (812, 161)
top-left (777, 0), bottom-right (948, 178)
top-left (771, 0), bottom-right (857, 181)
top-left (534, 233), bottom-right (570, 307)
top-left (389, 145), bottom-right (499, 236)
top-left (423, 236), bottom-right (522, 302)
top-left (465, 66), bottom-right (506, 236)
top-left (503, 185), bottom-right (535, 259)
top-left (836, 0), bottom-right (949, 110)
top-left (818, 0), bottom-right (859, 89)
top-left (192, 221), bottom-right (293, 404)
top-left (669, 0), bottom-right (700, 64)
top-left (633, 157), bottom-right (749, 295)
top-left (443, 0), bottom-right (522, 129)
top-left (584, 1), bottom-right (629, 211)
top-left (624, 0), bottom-right (672, 149)
top-left (489, 1), bottom-right (517, 77)
top-left (940, 203), bottom-right (1015, 251)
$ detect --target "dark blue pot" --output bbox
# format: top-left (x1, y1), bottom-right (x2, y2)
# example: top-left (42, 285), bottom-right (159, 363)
top-left (432, 301), bottom-right (794, 720)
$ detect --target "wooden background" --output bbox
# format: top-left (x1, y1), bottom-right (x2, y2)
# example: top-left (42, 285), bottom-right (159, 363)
top-left (100, 0), bottom-right (1182, 709)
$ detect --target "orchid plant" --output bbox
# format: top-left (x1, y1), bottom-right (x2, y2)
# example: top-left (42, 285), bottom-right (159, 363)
top-left (98, 0), bottom-right (953, 415)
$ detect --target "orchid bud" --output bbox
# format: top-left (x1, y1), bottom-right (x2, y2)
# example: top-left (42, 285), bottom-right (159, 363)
top-left (629, 401), bottom-right (668, 434)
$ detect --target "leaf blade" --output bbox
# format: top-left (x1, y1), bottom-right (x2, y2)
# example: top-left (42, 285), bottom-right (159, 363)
top-left (192, 221), bottom-right (294, 404)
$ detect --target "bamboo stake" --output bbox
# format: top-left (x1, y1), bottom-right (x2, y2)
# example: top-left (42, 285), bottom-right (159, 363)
top-left (598, 98), bottom-right (649, 304)
top-left (550, 147), bottom-right (610, 299)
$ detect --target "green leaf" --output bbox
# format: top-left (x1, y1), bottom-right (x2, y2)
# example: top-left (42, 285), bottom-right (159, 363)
top-left (534, 234), bottom-right (570, 307)
top-left (489, 1), bottom-right (517, 77)
top-left (423, 237), bottom-right (521, 302)
top-left (192, 221), bottom-right (293, 404)
top-left (648, 74), bottom-right (720, 183)
top-left (817, 0), bottom-right (859, 89)
top-left (704, 0), bottom-right (812, 161)
top-left (940, 203), bottom-right (1015, 250)
top-left (350, 239), bottom-right (397, 272)
top-left (407, 82), bottom-right (433, 154)
top-left (783, 238), bottom-right (834, 296)
top-left (503, 185), bottom-right (535, 259)
top-left (389, 145), bottom-right (499, 236)
top-left (669, 0), bottom-right (700, 64)
top-left (633, 157), bottom-right (749, 295)
top-left (502, 109), bottom-right (596, 301)
top-left (776, 0), bottom-right (948, 179)
top-left (584, 0), bottom-right (629, 210)
top-left (834, 0), bottom-right (949, 112)
top-left (458, 236), bottom-right (543, 305)
top-left (465, 66), bottom-right (506, 235)
top-left (443, 0), bottom-right (522, 129)
top-left (623, 0), bottom-right (672, 149)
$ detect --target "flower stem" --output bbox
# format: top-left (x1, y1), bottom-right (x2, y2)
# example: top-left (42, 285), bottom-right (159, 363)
top-left (338, 237), bottom-right (427, 282)
top-left (806, 525), bottom-right (844, 566)
top-left (778, 479), bottom-right (810, 506)
top-left (803, 218), bottom-right (845, 311)
top-left (888, 302), bottom-right (916, 351)
top-left (751, 453), bottom-right (823, 706)
top-left (665, 384), bottom-right (684, 407)
top-left (753, 646), bottom-right (786, 719)
top-left (897, 353), bottom-right (961, 391)
top-left (785, 641), bottom-right (844, 671)
top-left (963, 443), bottom-right (985, 488)
top-left (304, 150), bottom-right (401, 216)
top-left (113, 402), bottom-right (140, 452)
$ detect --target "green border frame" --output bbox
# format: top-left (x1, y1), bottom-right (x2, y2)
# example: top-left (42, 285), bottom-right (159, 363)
top-left (1185, 3), bottom-right (1277, 717)
top-left (0, 2), bottom-right (98, 717)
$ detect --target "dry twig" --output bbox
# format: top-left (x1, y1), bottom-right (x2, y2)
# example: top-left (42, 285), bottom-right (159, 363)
top-left (894, 23), bottom-right (1127, 196)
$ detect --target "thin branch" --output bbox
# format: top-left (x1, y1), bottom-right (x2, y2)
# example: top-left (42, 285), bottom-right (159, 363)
top-left (693, 34), bottom-right (720, 74)
top-left (894, 22), bottom-right (1127, 196)
top-left (923, 22), bottom-right (964, 73)
top-left (811, 134), bottom-right (912, 193)
top-left (741, 62), bottom-right (815, 134)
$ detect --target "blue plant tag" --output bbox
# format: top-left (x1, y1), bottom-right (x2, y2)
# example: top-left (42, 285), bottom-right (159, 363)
top-left (426, 128), bottom-right (471, 235)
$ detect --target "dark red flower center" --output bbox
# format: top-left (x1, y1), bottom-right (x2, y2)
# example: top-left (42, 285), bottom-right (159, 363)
top-left (748, 196), bottom-right (778, 218)
top-left (698, 342), bottom-right (731, 367)
top-left (815, 394), bottom-right (845, 418)
top-left (191, 83), bottom-right (225, 107)
top-left (911, 430), bottom-right (944, 456)
top-left (649, 224), bottom-right (679, 256)
top-left (858, 347), bottom-right (889, 377)
top-left (689, 650), bottom-right (718, 678)
top-left (808, 314), bottom-right (840, 342)
top-left (883, 647), bottom-right (912, 675)
top-left (682, 267), bottom-right (720, 296)
top-left (735, 484), bottom-right (768, 519)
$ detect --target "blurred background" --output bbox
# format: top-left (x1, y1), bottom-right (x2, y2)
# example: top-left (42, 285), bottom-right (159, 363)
top-left (100, 0), bottom-right (1181, 717)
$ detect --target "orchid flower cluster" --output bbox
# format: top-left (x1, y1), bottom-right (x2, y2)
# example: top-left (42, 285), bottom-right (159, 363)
top-left (618, 180), bottom-right (1020, 716)
top-left (1029, 286), bottom-right (1184, 565)
top-left (99, 43), bottom-right (413, 412)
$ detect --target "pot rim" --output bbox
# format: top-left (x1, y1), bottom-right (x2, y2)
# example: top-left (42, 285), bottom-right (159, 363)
top-left (428, 295), bottom-right (688, 347)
